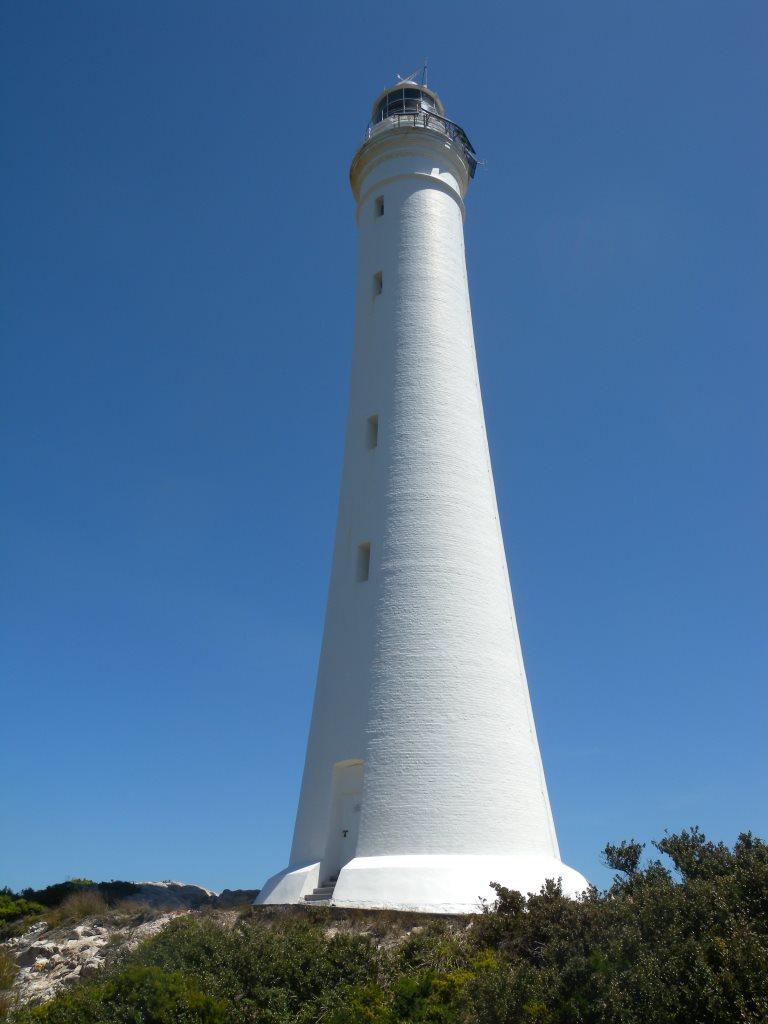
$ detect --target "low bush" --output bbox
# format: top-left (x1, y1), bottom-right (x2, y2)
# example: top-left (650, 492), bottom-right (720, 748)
top-left (127, 913), bottom-right (383, 1023)
top-left (0, 894), bottom-right (45, 928)
top-left (12, 966), bottom-right (226, 1023)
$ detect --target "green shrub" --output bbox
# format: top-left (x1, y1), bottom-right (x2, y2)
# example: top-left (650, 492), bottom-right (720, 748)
top-left (128, 914), bottom-right (382, 1023)
top-left (0, 894), bottom-right (45, 927)
top-left (326, 983), bottom-right (392, 1024)
top-left (12, 966), bottom-right (226, 1024)
top-left (391, 968), bottom-right (472, 1022)
top-left (472, 830), bottom-right (768, 1024)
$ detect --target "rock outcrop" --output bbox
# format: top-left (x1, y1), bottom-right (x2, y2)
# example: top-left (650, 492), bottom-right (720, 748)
top-left (4, 912), bottom-right (182, 1007)
top-left (115, 881), bottom-right (259, 910)
top-left (211, 888), bottom-right (261, 908)
top-left (128, 881), bottom-right (217, 909)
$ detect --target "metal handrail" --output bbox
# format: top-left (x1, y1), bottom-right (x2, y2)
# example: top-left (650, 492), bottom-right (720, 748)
top-left (363, 111), bottom-right (478, 179)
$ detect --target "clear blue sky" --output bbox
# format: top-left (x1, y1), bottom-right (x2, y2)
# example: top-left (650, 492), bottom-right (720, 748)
top-left (2, 1), bottom-right (766, 895)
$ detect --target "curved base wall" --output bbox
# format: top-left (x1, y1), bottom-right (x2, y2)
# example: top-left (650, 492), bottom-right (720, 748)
top-left (334, 855), bottom-right (588, 913)
top-left (255, 862), bottom-right (320, 905)
top-left (255, 854), bottom-right (588, 914)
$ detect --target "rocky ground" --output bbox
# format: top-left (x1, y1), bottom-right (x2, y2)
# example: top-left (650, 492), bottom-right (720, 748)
top-left (2, 882), bottom-right (259, 1008)
top-left (4, 912), bottom-right (180, 1006)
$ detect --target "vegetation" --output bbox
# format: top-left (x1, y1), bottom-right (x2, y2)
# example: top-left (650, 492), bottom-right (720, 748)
top-left (44, 891), bottom-right (109, 928)
top-left (12, 967), bottom-right (226, 1023)
top-left (17, 881), bottom-right (140, 911)
top-left (0, 896), bottom-right (44, 929)
top-left (0, 881), bottom-right (143, 937)
top-left (5, 829), bottom-right (767, 1023)
top-left (0, 950), bottom-right (16, 1018)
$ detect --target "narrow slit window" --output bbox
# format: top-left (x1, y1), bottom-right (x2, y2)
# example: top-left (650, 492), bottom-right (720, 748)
top-left (366, 414), bottom-right (379, 449)
top-left (375, 195), bottom-right (384, 217)
top-left (357, 542), bottom-right (371, 582)
top-left (373, 271), bottom-right (382, 297)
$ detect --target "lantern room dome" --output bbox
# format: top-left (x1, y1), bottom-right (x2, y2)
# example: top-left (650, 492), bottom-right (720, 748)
top-left (370, 82), bottom-right (445, 122)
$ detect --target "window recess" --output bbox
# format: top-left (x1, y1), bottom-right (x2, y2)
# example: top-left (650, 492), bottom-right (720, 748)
top-left (356, 542), bottom-right (371, 582)
top-left (366, 415), bottom-right (379, 449)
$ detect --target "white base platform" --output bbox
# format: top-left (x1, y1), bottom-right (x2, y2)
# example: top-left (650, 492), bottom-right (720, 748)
top-left (255, 854), bottom-right (588, 914)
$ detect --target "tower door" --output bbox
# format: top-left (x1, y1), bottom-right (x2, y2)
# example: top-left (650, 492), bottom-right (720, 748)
top-left (322, 760), bottom-right (363, 883)
top-left (338, 784), bottom-right (361, 868)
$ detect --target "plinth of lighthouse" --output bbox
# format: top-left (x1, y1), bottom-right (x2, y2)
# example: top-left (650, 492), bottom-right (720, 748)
top-left (257, 79), bottom-right (588, 913)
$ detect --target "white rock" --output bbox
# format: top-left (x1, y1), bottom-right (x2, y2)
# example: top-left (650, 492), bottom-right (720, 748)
top-left (80, 959), bottom-right (102, 978)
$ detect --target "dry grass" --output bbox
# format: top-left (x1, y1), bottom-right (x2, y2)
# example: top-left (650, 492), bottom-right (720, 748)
top-left (0, 947), bottom-right (17, 1016)
top-left (241, 903), bottom-right (471, 948)
top-left (47, 889), bottom-right (108, 926)
top-left (109, 900), bottom-right (158, 925)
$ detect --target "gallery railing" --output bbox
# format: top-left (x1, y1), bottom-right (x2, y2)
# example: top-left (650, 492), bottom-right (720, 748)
top-left (364, 111), bottom-right (478, 179)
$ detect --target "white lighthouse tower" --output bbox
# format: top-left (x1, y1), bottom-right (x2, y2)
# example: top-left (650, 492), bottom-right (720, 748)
top-left (257, 77), bottom-right (587, 913)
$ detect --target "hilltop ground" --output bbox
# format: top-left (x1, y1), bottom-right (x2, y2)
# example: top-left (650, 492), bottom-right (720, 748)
top-left (1, 829), bottom-right (766, 1023)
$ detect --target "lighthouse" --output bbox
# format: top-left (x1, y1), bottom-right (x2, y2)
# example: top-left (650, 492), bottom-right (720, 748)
top-left (257, 77), bottom-right (588, 913)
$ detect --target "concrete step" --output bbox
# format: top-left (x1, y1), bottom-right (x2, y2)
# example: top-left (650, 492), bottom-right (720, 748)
top-left (304, 879), bottom-right (337, 904)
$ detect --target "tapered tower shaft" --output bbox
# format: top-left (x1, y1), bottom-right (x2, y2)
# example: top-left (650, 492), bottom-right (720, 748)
top-left (257, 81), bottom-right (587, 912)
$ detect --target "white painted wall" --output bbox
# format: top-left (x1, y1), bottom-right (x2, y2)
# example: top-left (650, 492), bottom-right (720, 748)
top-left (257, 102), bottom-right (588, 912)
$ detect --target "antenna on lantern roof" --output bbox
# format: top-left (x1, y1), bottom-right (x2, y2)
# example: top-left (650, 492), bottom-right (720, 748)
top-left (396, 61), bottom-right (428, 86)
